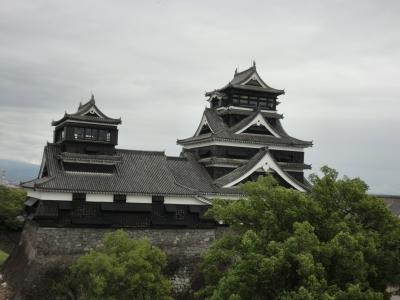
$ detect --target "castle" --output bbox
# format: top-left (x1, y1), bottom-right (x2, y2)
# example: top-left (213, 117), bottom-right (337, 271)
top-left (21, 63), bottom-right (312, 228)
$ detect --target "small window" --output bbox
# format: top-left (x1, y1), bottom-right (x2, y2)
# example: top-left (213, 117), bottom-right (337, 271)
top-left (240, 99), bottom-right (248, 105)
top-left (249, 100), bottom-right (257, 107)
top-left (98, 129), bottom-right (106, 141)
top-left (232, 98), bottom-right (239, 104)
top-left (106, 132), bottom-right (111, 142)
top-left (74, 127), bottom-right (84, 140)
top-left (259, 102), bottom-right (267, 108)
top-left (72, 193), bottom-right (86, 202)
top-left (85, 128), bottom-right (92, 139)
top-left (114, 194), bottom-right (126, 203)
top-left (152, 195), bottom-right (164, 203)
top-left (92, 128), bottom-right (98, 140)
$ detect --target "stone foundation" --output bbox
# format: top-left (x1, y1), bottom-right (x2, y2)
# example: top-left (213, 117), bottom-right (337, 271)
top-left (2, 221), bottom-right (225, 300)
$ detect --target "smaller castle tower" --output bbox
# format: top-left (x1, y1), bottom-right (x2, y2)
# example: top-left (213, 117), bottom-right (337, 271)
top-left (51, 95), bottom-right (121, 155)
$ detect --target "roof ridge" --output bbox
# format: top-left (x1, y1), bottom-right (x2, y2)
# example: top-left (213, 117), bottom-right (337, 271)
top-left (52, 99), bottom-right (122, 126)
top-left (213, 148), bottom-right (268, 187)
top-left (116, 149), bottom-right (165, 155)
top-left (166, 156), bottom-right (187, 161)
top-left (233, 65), bottom-right (256, 77)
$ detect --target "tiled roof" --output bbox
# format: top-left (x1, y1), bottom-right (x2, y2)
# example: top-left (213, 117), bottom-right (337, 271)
top-left (228, 110), bottom-right (261, 133)
top-left (215, 107), bottom-right (283, 119)
top-left (52, 96), bottom-right (122, 126)
top-left (214, 148), bottom-right (268, 187)
top-left (52, 115), bottom-right (121, 126)
top-left (179, 108), bottom-right (312, 148)
top-left (21, 144), bottom-right (241, 197)
top-left (166, 153), bottom-right (221, 194)
top-left (179, 130), bottom-right (312, 148)
top-left (59, 152), bottom-right (122, 165)
top-left (204, 109), bottom-right (228, 133)
top-left (206, 65), bottom-right (284, 96)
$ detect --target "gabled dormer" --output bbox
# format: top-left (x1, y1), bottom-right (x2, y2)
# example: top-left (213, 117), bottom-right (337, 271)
top-left (52, 95), bottom-right (122, 155)
top-left (205, 61), bottom-right (284, 111)
top-left (231, 112), bottom-right (281, 137)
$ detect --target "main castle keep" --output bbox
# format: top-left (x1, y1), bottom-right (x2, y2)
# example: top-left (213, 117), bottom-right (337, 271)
top-left (3, 63), bottom-right (313, 299)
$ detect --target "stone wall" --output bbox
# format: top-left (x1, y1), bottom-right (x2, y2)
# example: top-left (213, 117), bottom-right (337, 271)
top-left (2, 222), bottom-right (225, 300)
top-left (0, 230), bottom-right (21, 253)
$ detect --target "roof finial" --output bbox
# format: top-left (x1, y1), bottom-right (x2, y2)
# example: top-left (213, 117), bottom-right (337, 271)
top-left (90, 93), bottom-right (95, 103)
top-left (252, 59), bottom-right (256, 68)
top-left (234, 67), bottom-right (238, 75)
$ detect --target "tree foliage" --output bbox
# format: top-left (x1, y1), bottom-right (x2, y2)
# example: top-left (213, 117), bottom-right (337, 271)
top-left (198, 167), bottom-right (400, 300)
top-left (56, 230), bottom-right (172, 300)
top-left (0, 185), bottom-right (26, 230)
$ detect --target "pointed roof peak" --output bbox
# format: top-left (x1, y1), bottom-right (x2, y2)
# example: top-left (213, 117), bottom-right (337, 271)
top-left (77, 94), bottom-right (96, 111)
top-left (206, 62), bottom-right (285, 97)
top-left (52, 95), bottom-right (122, 126)
top-left (233, 64), bottom-right (256, 78)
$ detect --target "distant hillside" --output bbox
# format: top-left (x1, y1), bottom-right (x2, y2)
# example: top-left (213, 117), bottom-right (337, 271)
top-left (0, 159), bottom-right (39, 184)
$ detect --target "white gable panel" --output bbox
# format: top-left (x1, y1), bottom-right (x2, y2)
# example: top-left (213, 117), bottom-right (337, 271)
top-left (235, 113), bottom-right (280, 137)
top-left (222, 152), bottom-right (306, 192)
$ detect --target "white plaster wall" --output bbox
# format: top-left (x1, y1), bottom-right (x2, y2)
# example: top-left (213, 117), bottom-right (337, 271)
top-left (164, 196), bottom-right (205, 205)
top-left (126, 195), bottom-right (152, 203)
top-left (25, 189), bottom-right (238, 204)
top-left (86, 194), bottom-right (113, 202)
top-left (26, 190), bottom-right (72, 201)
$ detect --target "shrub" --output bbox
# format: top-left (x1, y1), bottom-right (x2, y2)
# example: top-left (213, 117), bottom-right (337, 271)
top-left (0, 185), bottom-right (26, 230)
top-left (55, 230), bottom-right (172, 300)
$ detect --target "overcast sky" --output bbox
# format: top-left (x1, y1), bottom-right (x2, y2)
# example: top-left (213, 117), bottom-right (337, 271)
top-left (0, 0), bottom-right (399, 194)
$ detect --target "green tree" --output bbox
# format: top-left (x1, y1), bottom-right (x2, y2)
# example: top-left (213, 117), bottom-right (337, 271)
top-left (0, 185), bottom-right (26, 230)
top-left (56, 229), bottom-right (172, 300)
top-left (198, 167), bottom-right (400, 300)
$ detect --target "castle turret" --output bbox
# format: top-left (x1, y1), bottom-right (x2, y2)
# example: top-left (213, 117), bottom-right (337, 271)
top-left (177, 63), bottom-right (313, 191)
top-left (51, 95), bottom-right (121, 155)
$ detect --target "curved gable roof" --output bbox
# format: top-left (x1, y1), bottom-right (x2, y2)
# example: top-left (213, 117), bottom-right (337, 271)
top-left (52, 96), bottom-right (122, 126)
top-left (213, 148), bottom-right (310, 192)
top-left (206, 64), bottom-right (284, 96)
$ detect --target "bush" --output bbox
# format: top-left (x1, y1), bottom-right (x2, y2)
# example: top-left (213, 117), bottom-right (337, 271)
top-left (198, 167), bottom-right (400, 300)
top-left (55, 230), bottom-right (172, 300)
top-left (0, 185), bottom-right (26, 230)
